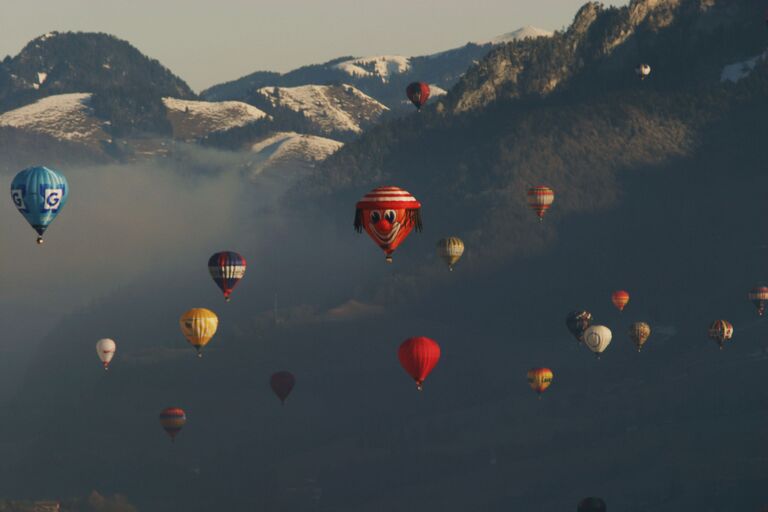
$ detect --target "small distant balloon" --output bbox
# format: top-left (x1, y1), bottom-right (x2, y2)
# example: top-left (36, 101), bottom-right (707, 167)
top-left (636, 63), bottom-right (651, 80)
top-left (583, 325), bottom-right (612, 358)
top-left (628, 322), bottom-right (651, 352)
top-left (406, 82), bottom-right (430, 110)
top-left (11, 166), bottom-right (69, 244)
top-left (179, 308), bottom-right (219, 357)
top-left (527, 368), bottom-right (553, 397)
top-left (95, 338), bottom-right (116, 370)
top-left (270, 371), bottom-right (296, 405)
top-left (527, 186), bottom-right (554, 221)
top-left (611, 290), bottom-right (630, 312)
top-left (748, 286), bottom-right (768, 316)
top-left (708, 319), bottom-right (733, 349)
top-left (566, 310), bottom-right (592, 343)
top-left (159, 407), bottom-right (186, 442)
top-left (398, 336), bottom-right (441, 391)
top-left (436, 237), bottom-right (465, 271)
top-left (208, 251), bottom-right (246, 302)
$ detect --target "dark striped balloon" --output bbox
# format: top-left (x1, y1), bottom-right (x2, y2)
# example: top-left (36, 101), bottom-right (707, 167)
top-left (208, 251), bottom-right (246, 302)
top-left (159, 407), bottom-right (186, 442)
top-left (270, 371), bottom-right (296, 405)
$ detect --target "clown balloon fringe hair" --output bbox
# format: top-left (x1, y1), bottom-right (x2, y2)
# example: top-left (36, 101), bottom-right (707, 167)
top-left (354, 209), bottom-right (422, 233)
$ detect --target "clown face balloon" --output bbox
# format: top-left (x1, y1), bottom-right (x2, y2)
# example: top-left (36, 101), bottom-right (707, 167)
top-left (354, 186), bottom-right (422, 263)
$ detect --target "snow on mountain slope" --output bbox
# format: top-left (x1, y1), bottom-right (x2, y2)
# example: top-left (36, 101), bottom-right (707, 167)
top-left (721, 50), bottom-right (768, 83)
top-left (255, 84), bottom-right (388, 135)
top-left (474, 26), bottom-right (554, 45)
top-left (163, 97), bottom-right (269, 140)
top-left (0, 92), bottom-right (108, 143)
top-left (333, 55), bottom-right (410, 81)
top-left (249, 131), bottom-right (343, 175)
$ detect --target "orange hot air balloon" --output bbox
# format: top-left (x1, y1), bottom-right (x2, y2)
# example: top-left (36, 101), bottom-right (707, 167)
top-left (611, 290), bottom-right (630, 312)
top-left (398, 336), bottom-right (440, 391)
top-left (354, 186), bottom-right (422, 263)
top-left (527, 186), bottom-right (554, 221)
top-left (527, 368), bottom-right (553, 397)
top-left (749, 286), bottom-right (768, 316)
top-left (708, 319), bottom-right (733, 350)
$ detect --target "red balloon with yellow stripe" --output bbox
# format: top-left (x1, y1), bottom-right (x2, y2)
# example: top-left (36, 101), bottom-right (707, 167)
top-left (159, 407), bottom-right (186, 443)
top-left (527, 368), bottom-right (553, 397)
top-left (611, 290), bottom-right (630, 312)
top-left (527, 186), bottom-right (554, 221)
top-left (354, 186), bottom-right (422, 263)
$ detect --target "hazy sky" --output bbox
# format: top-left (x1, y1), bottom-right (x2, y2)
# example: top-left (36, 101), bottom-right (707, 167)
top-left (1, 0), bottom-right (627, 92)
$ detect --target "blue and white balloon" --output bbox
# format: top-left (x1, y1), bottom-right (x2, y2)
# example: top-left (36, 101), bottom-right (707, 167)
top-left (10, 166), bottom-right (69, 244)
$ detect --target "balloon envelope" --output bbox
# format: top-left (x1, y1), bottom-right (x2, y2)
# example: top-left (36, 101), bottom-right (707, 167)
top-left (10, 166), bottom-right (69, 243)
top-left (748, 286), bottom-right (768, 316)
top-left (208, 251), bottom-right (247, 301)
top-left (398, 336), bottom-right (441, 391)
top-left (566, 310), bottom-right (592, 342)
top-left (527, 368), bottom-right (553, 395)
top-left (527, 186), bottom-right (554, 220)
top-left (270, 371), bottom-right (296, 404)
top-left (179, 308), bottom-right (219, 356)
top-left (628, 322), bottom-right (651, 352)
top-left (436, 237), bottom-right (465, 270)
top-left (583, 325), bottom-right (612, 356)
top-left (354, 187), bottom-right (422, 262)
top-left (406, 82), bottom-right (430, 110)
top-left (611, 290), bottom-right (630, 311)
top-left (708, 319), bottom-right (733, 349)
top-left (95, 338), bottom-right (116, 369)
top-left (159, 407), bottom-right (186, 441)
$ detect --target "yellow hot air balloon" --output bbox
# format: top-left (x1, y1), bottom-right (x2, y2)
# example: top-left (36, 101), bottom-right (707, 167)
top-left (180, 308), bottom-right (219, 357)
top-left (436, 237), bottom-right (465, 271)
top-left (527, 368), bottom-right (553, 398)
top-left (629, 322), bottom-right (651, 352)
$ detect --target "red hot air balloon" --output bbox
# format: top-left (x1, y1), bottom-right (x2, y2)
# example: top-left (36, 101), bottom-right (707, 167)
top-left (354, 186), bottom-right (422, 263)
top-left (159, 407), bottom-right (186, 443)
top-left (406, 82), bottom-right (430, 110)
top-left (527, 186), bottom-right (554, 221)
top-left (749, 286), bottom-right (768, 316)
top-left (611, 290), bottom-right (630, 312)
top-left (398, 336), bottom-right (441, 391)
top-left (270, 371), bottom-right (296, 405)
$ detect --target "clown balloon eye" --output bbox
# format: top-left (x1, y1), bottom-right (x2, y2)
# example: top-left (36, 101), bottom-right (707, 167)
top-left (370, 211), bottom-right (381, 223)
top-left (384, 210), bottom-right (396, 223)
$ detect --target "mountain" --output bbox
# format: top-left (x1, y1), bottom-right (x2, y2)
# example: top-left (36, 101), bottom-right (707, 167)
top-left (5, 2), bottom-right (768, 511)
top-left (162, 97), bottom-right (269, 142)
top-left (249, 84), bottom-right (389, 138)
top-left (200, 27), bottom-right (553, 110)
top-left (249, 131), bottom-right (344, 176)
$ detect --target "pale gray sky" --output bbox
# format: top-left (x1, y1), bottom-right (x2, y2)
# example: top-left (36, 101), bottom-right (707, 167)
top-left (0, 0), bottom-right (626, 92)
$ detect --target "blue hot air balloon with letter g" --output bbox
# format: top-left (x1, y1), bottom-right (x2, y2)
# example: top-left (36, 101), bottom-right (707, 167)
top-left (10, 166), bottom-right (69, 244)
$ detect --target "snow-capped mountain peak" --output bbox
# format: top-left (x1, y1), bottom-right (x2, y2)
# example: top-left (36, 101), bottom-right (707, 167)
top-left (475, 26), bottom-right (554, 45)
top-left (333, 55), bottom-right (411, 81)
top-left (162, 97), bottom-right (269, 140)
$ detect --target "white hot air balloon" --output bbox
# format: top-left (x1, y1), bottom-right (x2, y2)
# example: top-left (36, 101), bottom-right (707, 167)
top-left (583, 326), bottom-right (612, 358)
top-left (96, 338), bottom-right (117, 370)
top-left (636, 64), bottom-right (651, 80)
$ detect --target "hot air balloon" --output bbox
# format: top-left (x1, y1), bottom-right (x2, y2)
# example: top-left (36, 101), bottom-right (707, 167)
top-left (611, 290), bottom-right (630, 312)
top-left (436, 237), bottom-right (465, 271)
top-left (10, 166), bottom-right (69, 244)
top-left (406, 82), bottom-right (430, 110)
top-left (583, 325), bottom-right (612, 358)
top-left (270, 371), bottom-right (296, 405)
top-left (354, 186), bottom-right (422, 263)
top-left (748, 286), bottom-right (768, 316)
top-left (208, 251), bottom-right (246, 302)
top-left (398, 336), bottom-right (440, 391)
top-left (636, 64), bottom-right (651, 80)
top-left (566, 310), bottom-right (592, 342)
top-left (95, 338), bottom-right (116, 370)
top-left (159, 407), bottom-right (186, 442)
top-left (708, 319), bottom-right (733, 349)
top-left (527, 368), bottom-right (553, 397)
top-left (578, 497), bottom-right (607, 512)
top-left (628, 322), bottom-right (651, 352)
top-left (179, 308), bottom-right (219, 357)
top-left (527, 186), bottom-right (554, 221)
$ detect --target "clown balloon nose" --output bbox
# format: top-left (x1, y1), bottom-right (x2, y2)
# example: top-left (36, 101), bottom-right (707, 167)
top-left (354, 186), bottom-right (422, 263)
